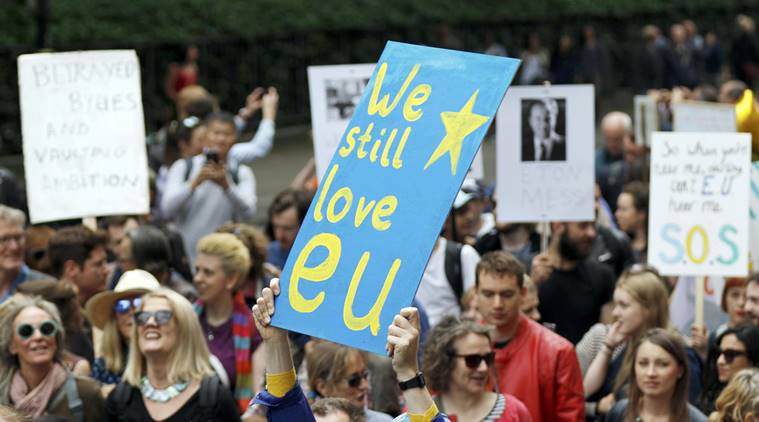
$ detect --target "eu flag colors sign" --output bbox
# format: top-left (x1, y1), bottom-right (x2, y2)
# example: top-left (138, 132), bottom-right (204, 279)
top-left (272, 41), bottom-right (520, 353)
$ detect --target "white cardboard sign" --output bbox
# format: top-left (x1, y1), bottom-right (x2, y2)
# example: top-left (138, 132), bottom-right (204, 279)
top-left (18, 50), bottom-right (149, 223)
top-left (751, 162), bottom-right (759, 272)
top-left (495, 85), bottom-right (595, 222)
top-left (307, 64), bottom-right (484, 182)
top-left (673, 101), bottom-right (737, 133)
top-left (648, 132), bottom-right (751, 276)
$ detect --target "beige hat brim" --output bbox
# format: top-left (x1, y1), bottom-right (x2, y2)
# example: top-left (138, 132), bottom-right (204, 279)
top-left (85, 288), bottom-right (151, 330)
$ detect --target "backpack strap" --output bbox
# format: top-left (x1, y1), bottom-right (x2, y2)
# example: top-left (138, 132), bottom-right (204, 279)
top-left (183, 157), bottom-right (194, 181)
top-left (64, 373), bottom-right (84, 422)
top-left (113, 382), bottom-right (133, 422)
top-left (444, 240), bottom-right (464, 302)
top-left (198, 376), bottom-right (221, 420)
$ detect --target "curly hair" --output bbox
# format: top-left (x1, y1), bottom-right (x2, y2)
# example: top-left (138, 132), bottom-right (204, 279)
top-left (0, 295), bottom-right (65, 403)
top-left (422, 315), bottom-right (494, 393)
top-left (708, 368), bottom-right (759, 422)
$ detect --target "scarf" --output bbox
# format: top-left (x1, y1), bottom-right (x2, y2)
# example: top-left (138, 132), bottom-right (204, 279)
top-left (195, 291), bottom-right (255, 414)
top-left (10, 363), bottom-right (67, 418)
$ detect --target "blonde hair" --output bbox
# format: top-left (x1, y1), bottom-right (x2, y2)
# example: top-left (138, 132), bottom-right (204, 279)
top-left (0, 295), bottom-right (65, 402)
top-left (121, 288), bottom-right (214, 386)
top-left (101, 318), bottom-right (127, 374)
top-left (197, 233), bottom-right (251, 290)
top-left (708, 368), bottom-right (759, 422)
top-left (613, 270), bottom-right (670, 393)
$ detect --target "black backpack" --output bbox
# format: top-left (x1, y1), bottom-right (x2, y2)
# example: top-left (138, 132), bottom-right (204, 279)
top-left (444, 240), bottom-right (465, 302)
top-left (112, 376), bottom-right (221, 422)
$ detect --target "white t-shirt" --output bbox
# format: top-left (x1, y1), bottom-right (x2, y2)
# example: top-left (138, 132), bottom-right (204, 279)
top-left (414, 237), bottom-right (480, 327)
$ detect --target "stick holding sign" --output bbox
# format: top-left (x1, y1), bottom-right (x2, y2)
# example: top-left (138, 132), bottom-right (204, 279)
top-left (649, 133), bottom-right (751, 337)
top-left (273, 41), bottom-right (520, 354)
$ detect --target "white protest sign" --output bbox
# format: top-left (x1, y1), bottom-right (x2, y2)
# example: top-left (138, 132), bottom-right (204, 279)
top-left (496, 85), bottom-right (595, 222)
top-left (673, 101), bottom-right (737, 133)
top-left (648, 132), bottom-right (751, 276)
top-left (634, 95), bottom-right (657, 146)
top-left (308, 64), bottom-right (483, 182)
top-left (751, 162), bottom-right (759, 271)
top-left (18, 50), bottom-right (149, 223)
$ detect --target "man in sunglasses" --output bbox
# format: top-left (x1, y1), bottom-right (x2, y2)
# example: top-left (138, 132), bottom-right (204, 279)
top-left (476, 251), bottom-right (584, 422)
top-left (0, 205), bottom-right (52, 304)
top-left (745, 273), bottom-right (759, 326)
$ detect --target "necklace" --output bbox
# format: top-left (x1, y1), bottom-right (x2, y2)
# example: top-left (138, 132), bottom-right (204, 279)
top-left (140, 376), bottom-right (189, 402)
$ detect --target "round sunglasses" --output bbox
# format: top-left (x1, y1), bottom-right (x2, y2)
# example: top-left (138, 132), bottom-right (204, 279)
top-left (134, 310), bottom-right (173, 327)
top-left (449, 352), bottom-right (495, 369)
top-left (113, 298), bottom-right (142, 314)
top-left (16, 320), bottom-right (58, 340)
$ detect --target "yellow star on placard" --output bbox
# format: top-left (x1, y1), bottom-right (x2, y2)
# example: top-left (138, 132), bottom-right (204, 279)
top-left (424, 90), bottom-right (489, 175)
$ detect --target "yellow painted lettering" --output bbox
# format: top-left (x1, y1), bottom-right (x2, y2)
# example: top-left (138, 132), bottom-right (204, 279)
top-left (380, 128), bottom-right (397, 167)
top-left (370, 139), bottom-right (382, 162)
top-left (343, 252), bottom-right (401, 335)
top-left (686, 225), bottom-right (709, 264)
top-left (368, 63), bottom-right (421, 117)
top-left (354, 197), bottom-right (376, 228)
top-left (327, 187), bottom-right (353, 223)
top-left (314, 164), bottom-right (338, 222)
top-left (289, 233), bottom-right (341, 313)
top-left (403, 84), bottom-right (431, 122)
top-left (372, 195), bottom-right (398, 231)
top-left (392, 127), bottom-right (411, 169)
top-left (357, 123), bottom-right (373, 159)
top-left (339, 126), bottom-right (361, 157)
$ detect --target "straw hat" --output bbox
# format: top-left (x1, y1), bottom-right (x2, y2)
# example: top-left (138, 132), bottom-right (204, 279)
top-left (85, 269), bottom-right (160, 329)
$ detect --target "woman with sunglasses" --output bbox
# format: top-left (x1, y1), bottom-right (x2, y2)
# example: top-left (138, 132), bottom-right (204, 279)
top-left (247, 278), bottom-right (449, 422)
top-left (579, 268), bottom-right (701, 419)
top-left (306, 341), bottom-right (394, 422)
top-left (605, 328), bottom-right (707, 421)
top-left (422, 315), bottom-right (530, 421)
top-left (105, 288), bottom-right (239, 421)
top-left (700, 324), bottom-right (759, 414)
top-left (0, 295), bottom-right (104, 420)
top-left (85, 269), bottom-right (159, 392)
top-left (193, 233), bottom-right (261, 414)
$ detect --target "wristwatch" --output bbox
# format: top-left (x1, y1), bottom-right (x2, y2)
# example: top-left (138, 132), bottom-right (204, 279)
top-left (398, 372), bottom-right (426, 391)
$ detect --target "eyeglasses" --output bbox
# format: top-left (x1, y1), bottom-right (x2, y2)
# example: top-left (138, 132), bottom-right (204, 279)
top-left (134, 310), bottom-right (173, 326)
top-left (345, 370), bottom-right (369, 388)
top-left (16, 320), bottom-right (58, 340)
top-left (449, 352), bottom-right (495, 369)
top-left (114, 298), bottom-right (142, 314)
top-left (0, 234), bottom-right (24, 247)
top-left (718, 348), bottom-right (748, 364)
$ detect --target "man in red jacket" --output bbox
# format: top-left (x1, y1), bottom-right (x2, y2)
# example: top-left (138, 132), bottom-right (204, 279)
top-left (476, 251), bottom-right (584, 422)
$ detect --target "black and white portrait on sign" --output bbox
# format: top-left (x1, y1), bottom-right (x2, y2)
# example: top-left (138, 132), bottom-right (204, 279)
top-left (325, 77), bottom-right (370, 121)
top-left (521, 97), bottom-right (567, 162)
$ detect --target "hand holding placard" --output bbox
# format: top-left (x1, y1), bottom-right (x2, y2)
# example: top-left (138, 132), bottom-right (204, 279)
top-left (273, 42), bottom-right (520, 354)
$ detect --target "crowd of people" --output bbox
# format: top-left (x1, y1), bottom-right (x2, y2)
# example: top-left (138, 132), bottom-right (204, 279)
top-left (0, 14), bottom-right (759, 422)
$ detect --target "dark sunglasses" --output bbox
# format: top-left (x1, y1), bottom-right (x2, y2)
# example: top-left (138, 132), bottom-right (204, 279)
top-left (16, 320), bottom-right (58, 340)
top-left (450, 352), bottom-right (495, 369)
top-left (346, 370), bottom-right (369, 388)
top-left (718, 348), bottom-right (748, 364)
top-left (114, 298), bottom-right (142, 314)
top-left (134, 310), bottom-right (173, 326)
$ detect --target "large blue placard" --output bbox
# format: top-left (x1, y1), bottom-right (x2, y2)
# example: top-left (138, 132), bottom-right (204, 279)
top-left (272, 41), bottom-right (520, 353)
